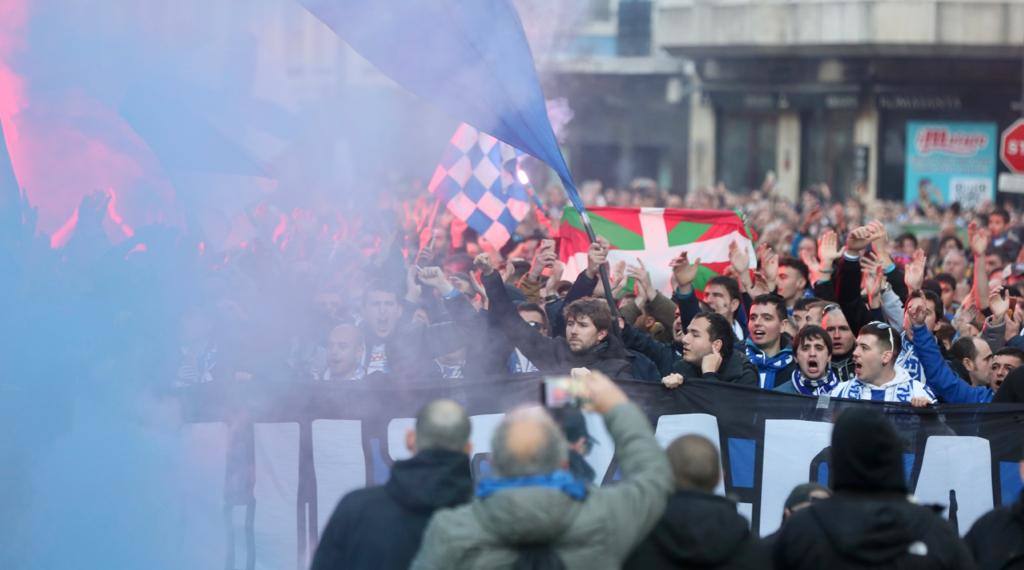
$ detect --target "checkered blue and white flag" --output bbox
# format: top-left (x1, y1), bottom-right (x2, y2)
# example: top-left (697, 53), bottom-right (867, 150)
top-left (427, 123), bottom-right (534, 247)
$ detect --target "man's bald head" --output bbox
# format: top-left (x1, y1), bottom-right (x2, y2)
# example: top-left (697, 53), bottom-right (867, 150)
top-left (492, 406), bottom-right (568, 478)
top-left (415, 399), bottom-right (471, 453)
top-left (666, 435), bottom-right (721, 492)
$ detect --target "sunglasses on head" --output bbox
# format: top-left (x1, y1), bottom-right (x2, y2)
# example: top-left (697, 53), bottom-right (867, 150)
top-left (867, 320), bottom-right (895, 349)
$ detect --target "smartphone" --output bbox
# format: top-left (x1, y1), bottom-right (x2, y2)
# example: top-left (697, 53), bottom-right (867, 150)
top-left (543, 376), bottom-right (587, 408)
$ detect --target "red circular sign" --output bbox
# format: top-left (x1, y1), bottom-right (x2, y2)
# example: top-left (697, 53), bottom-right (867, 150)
top-left (1001, 119), bottom-right (1024, 173)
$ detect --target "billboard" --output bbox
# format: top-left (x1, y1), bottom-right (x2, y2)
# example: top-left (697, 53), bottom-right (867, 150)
top-left (904, 121), bottom-right (997, 207)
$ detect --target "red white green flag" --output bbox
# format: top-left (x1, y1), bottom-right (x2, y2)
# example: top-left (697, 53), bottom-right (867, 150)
top-left (558, 207), bottom-right (756, 294)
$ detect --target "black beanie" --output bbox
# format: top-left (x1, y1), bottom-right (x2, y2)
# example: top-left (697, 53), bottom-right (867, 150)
top-left (830, 407), bottom-right (907, 494)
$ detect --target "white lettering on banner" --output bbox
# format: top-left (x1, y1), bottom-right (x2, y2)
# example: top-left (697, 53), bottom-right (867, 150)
top-left (387, 418), bottom-right (415, 461)
top-left (179, 423), bottom-right (229, 569)
top-left (469, 414), bottom-right (505, 461)
top-left (253, 423), bottom-right (299, 570)
top-left (583, 411), bottom-right (615, 481)
top-left (312, 420), bottom-right (365, 532)
top-left (912, 436), bottom-right (993, 535)
top-left (388, 414), bottom-right (505, 466)
top-left (760, 420), bottom-right (833, 536)
top-left (654, 414), bottom-right (726, 495)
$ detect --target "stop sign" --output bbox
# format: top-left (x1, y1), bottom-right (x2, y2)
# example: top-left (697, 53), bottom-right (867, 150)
top-left (1001, 119), bottom-right (1024, 173)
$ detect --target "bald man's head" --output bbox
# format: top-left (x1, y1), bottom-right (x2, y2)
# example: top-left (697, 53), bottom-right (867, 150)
top-left (414, 399), bottom-right (471, 453)
top-left (492, 406), bottom-right (568, 478)
top-left (666, 435), bottom-right (721, 492)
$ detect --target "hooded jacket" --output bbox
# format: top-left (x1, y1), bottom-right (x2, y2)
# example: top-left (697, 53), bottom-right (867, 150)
top-left (624, 489), bottom-right (766, 569)
top-left (310, 449), bottom-right (472, 570)
top-left (965, 492), bottom-right (1024, 569)
top-left (829, 366), bottom-right (937, 404)
top-left (411, 402), bottom-right (673, 569)
top-left (773, 408), bottom-right (974, 569)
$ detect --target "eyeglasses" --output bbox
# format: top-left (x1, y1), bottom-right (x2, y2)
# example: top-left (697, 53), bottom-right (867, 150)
top-left (867, 320), bottom-right (895, 350)
top-left (525, 321), bottom-right (544, 329)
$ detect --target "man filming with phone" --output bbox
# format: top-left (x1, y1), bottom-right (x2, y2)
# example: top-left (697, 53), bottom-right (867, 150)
top-left (412, 369), bottom-right (672, 568)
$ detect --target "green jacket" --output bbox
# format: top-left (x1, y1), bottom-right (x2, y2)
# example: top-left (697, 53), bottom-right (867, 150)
top-left (411, 402), bottom-right (673, 569)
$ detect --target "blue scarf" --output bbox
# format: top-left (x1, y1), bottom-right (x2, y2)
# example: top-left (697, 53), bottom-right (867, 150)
top-left (746, 340), bottom-right (794, 389)
top-left (476, 469), bottom-right (588, 500)
top-left (790, 369), bottom-right (840, 396)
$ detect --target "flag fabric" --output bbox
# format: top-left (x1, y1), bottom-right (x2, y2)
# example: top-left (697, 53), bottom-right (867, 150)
top-left (298, 0), bottom-right (588, 215)
top-left (428, 123), bottom-right (534, 247)
top-left (558, 207), bottom-right (757, 295)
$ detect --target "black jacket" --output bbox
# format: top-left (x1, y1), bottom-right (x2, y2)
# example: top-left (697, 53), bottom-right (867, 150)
top-left (965, 494), bottom-right (1024, 569)
top-left (310, 449), bottom-right (472, 570)
top-left (624, 489), bottom-right (767, 569)
top-left (620, 325), bottom-right (758, 386)
top-left (773, 493), bottom-right (975, 570)
top-left (674, 349), bottom-right (760, 387)
top-left (482, 271), bottom-right (652, 380)
top-left (362, 295), bottom-right (470, 380)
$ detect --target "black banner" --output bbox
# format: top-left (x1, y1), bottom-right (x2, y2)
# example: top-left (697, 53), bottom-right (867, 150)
top-left (178, 376), bottom-right (1024, 570)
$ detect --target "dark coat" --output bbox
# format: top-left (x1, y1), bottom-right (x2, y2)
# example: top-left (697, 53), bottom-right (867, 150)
top-left (482, 271), bottom-right (652, 380)
top-left (673, 349), bottom-right (761, 387)
top-left (965, 493), bottom-right (1024, 570)
top-left (620, 324), bottom-right (758, 386)
top-left (362, 298), bottom-right (470, 380)
top-left (773, 493), bottom-right (975, 570)
top-left (310, 449), bottom-right (472, 570)
top-left (624, 489), bottom-right (767, 569)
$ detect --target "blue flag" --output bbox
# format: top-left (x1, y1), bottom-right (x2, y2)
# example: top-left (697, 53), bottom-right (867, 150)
top-left (298, 0), bottom-right (588, 217)
top-left (428, 123), bottom-right (535, 247)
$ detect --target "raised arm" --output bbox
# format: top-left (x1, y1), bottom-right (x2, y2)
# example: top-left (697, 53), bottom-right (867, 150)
top-left (477, 255), bottom-right (562, 369)
top-left (906, 300), bottom-right (993, 403)
top-left (581, 371), bottom-right (673, 559)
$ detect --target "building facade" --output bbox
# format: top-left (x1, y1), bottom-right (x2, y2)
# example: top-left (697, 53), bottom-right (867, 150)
top-left (657, 0), bottom-right (1024, 201)
top-left (545, 0), bottom-right (1024, 204)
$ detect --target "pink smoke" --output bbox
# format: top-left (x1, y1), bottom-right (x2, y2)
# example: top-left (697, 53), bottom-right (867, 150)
top-left (0, 0), bottom-right (180, 242)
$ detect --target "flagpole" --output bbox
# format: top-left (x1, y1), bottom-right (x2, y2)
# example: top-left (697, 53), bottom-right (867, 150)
top-left (417, 196), bottom-right (443, 259)
top-left (570, 199), bottom-right (622, 333)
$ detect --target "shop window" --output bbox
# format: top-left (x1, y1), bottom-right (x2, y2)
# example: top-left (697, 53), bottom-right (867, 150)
top-left (716, 113), bottom-right (777, 192)
top-left (801, 110), bottom-right (857, 199)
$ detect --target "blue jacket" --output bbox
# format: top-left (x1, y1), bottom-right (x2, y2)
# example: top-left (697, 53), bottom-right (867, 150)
top-left (909, 324), bottom-right (993, 403)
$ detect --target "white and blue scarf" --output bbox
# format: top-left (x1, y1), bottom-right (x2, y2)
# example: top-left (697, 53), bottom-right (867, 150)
top-left (746, 339), bottom-right (794, 389)
top-left (896, 331), bottom-right (926, 383)
top-left (790, 369), bottom-right (840, 396)
top-left (830, 368), bottom-right (937, 403)
top-left (477, 469), bottom-right (588, 500)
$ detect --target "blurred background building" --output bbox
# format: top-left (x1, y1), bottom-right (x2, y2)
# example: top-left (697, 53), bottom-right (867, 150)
top-left (92, 0), bottom-right (1024, 204)
top-left (542, 0), bottom-right (1024, 203)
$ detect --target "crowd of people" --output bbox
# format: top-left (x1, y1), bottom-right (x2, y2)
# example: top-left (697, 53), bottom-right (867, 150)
top-left (167, 175), bottom-right (1024, 409)
top-left (8, 172), bottom-right (1024, 568)
top-left (313, 373), bottom-right (1017, 569)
